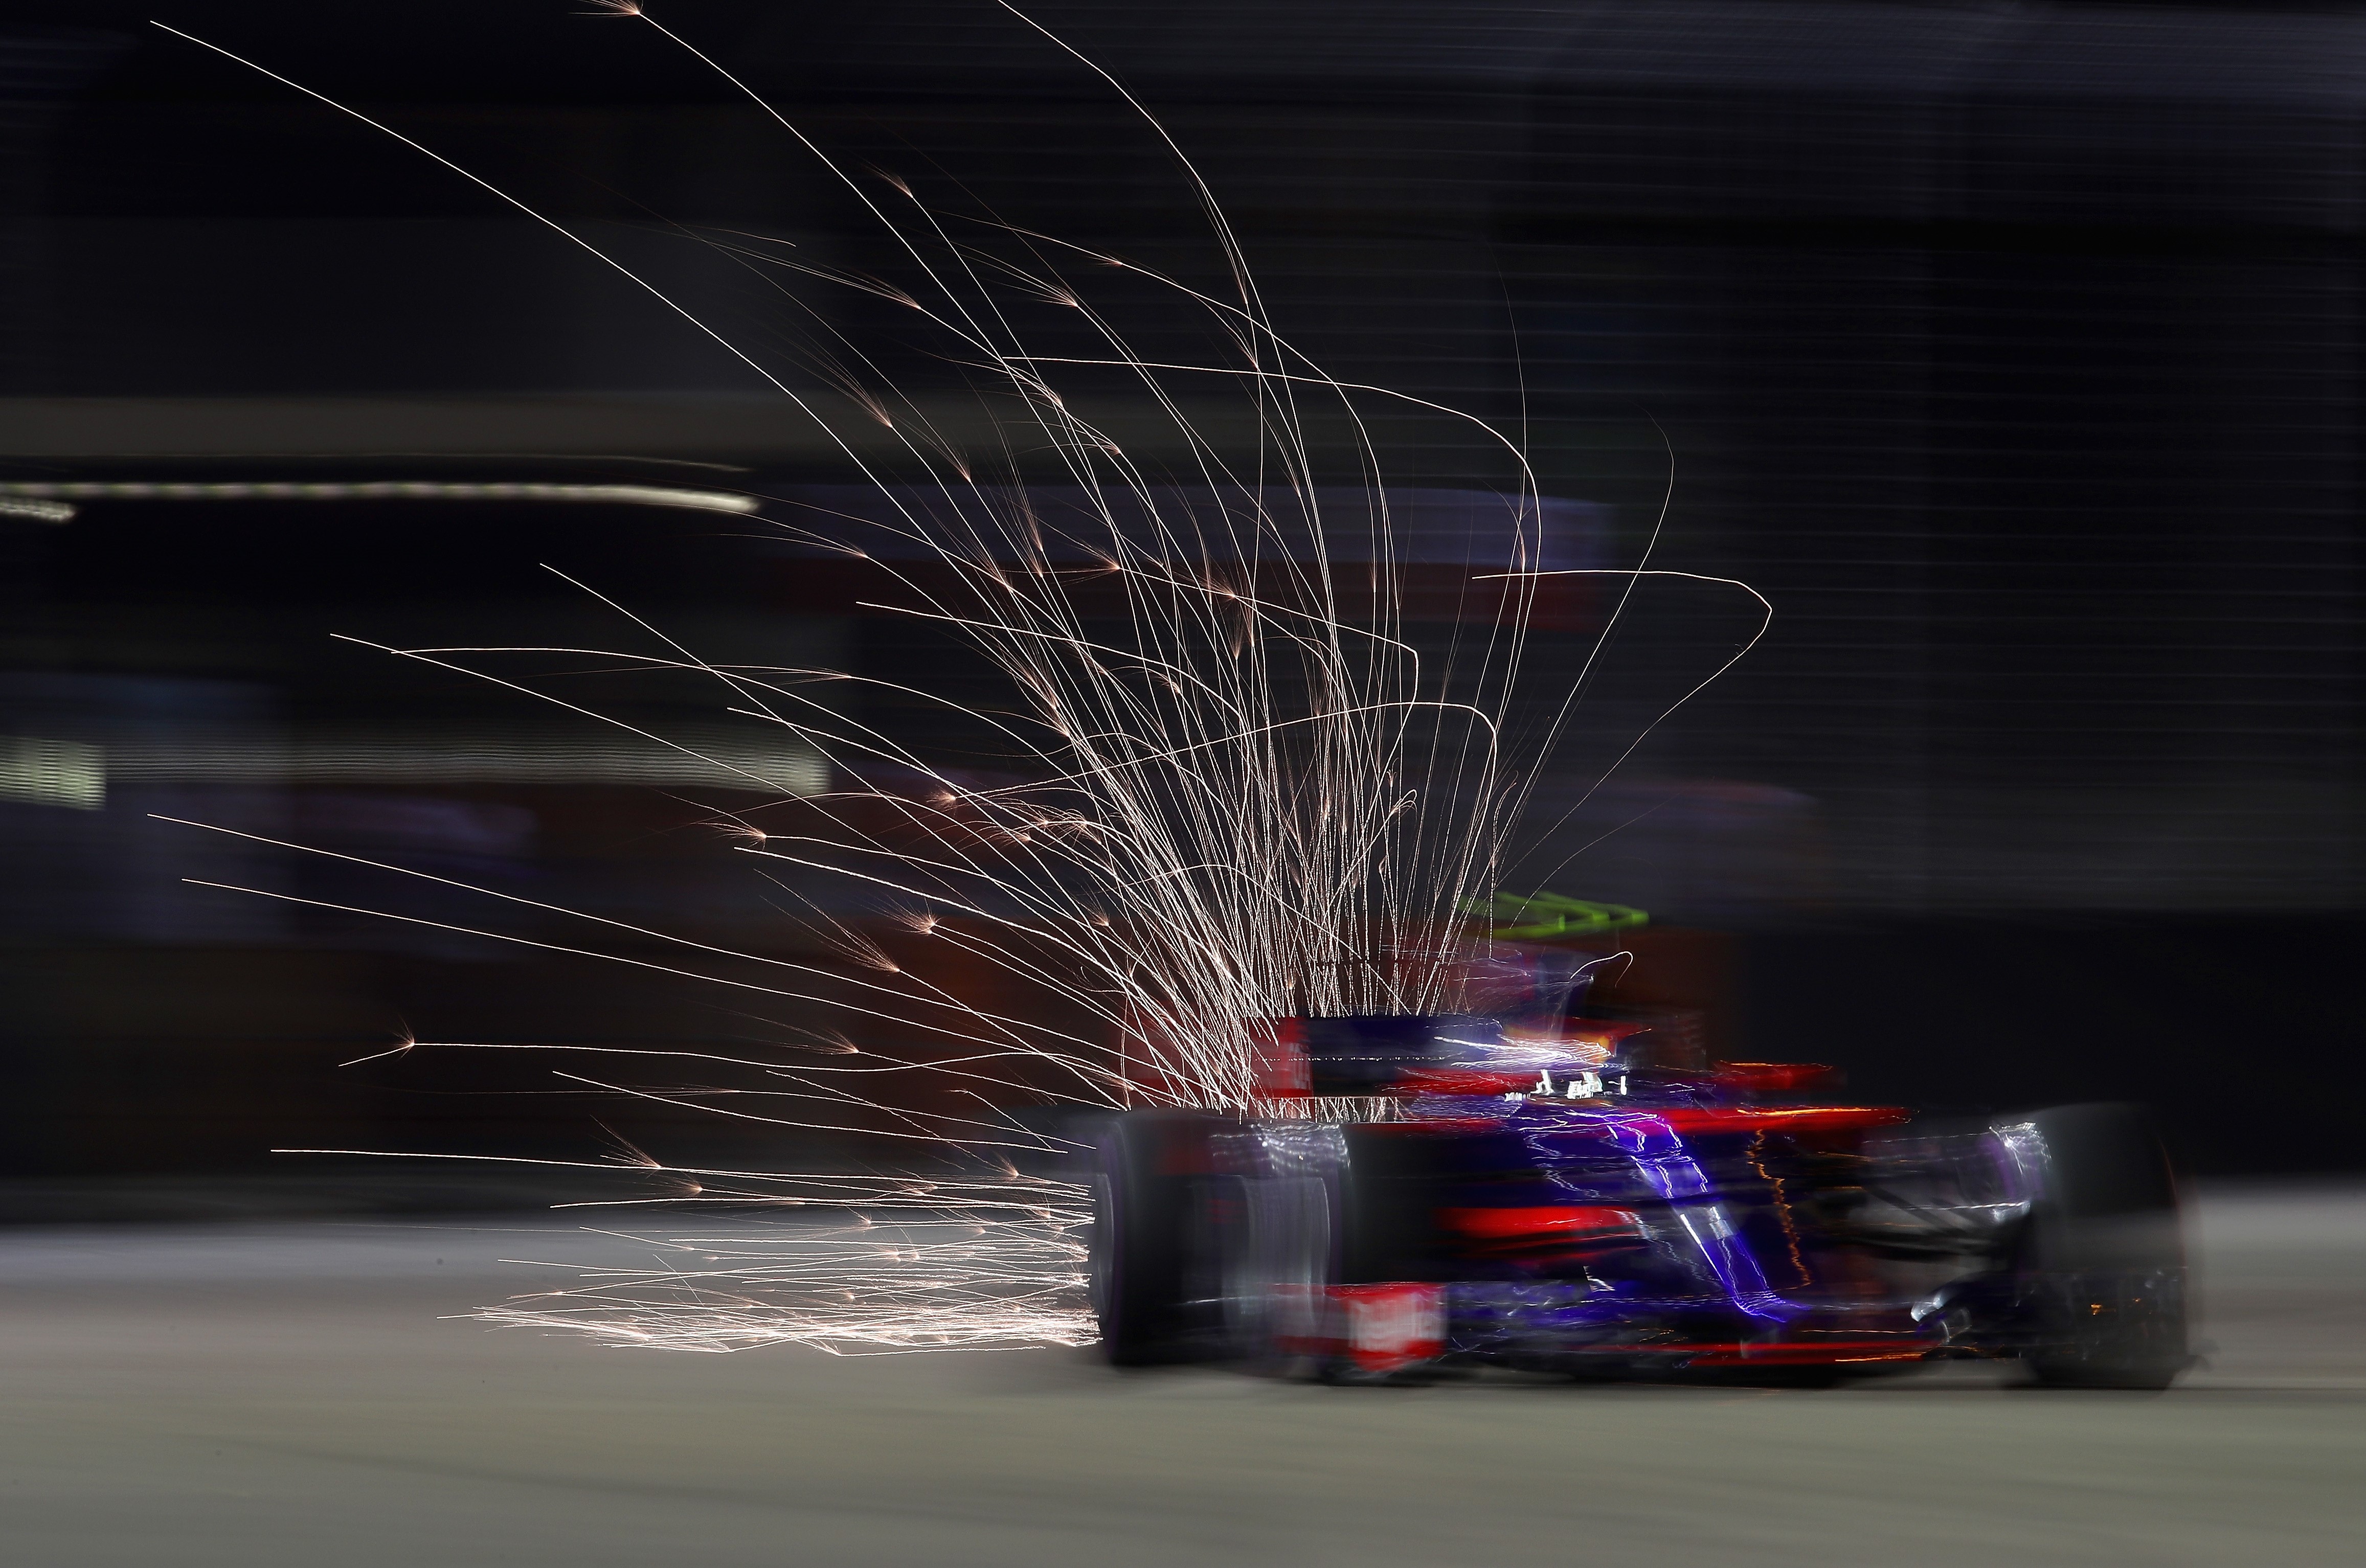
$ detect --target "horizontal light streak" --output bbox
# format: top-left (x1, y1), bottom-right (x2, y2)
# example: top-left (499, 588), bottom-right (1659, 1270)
top-left (0, 480), bottom-right (757, 519)
top-left (2, 730), bottom-right (826, 797)
top-left (0, 736), bottom-right (105, 809)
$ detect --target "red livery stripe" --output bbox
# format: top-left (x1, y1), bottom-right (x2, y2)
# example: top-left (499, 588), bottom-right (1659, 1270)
top-left (1438, 1205), bottom-right (1641, 1241)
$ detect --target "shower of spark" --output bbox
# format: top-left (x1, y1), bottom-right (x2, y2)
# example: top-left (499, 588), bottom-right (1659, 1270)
top-left (479, 1216), bottom-right (1095, 1356)
top-left (154, 5), bottom-right (1766, 1355)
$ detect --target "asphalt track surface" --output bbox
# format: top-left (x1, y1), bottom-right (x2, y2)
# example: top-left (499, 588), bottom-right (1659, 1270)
top-left (4, 1186), bottom-right (2361, 1566)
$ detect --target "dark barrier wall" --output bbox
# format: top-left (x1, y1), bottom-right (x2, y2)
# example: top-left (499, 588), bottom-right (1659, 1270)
top-left (1741, 915), bottom-right (2366, 1177)
top-left (3, 2), bottom-right (2360, 1186)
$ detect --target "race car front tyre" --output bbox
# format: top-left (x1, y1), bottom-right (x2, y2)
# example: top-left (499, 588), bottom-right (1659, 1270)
top-left (1089, 1108), bottom-right (1231, 1366)
top-left (2012, 1102), bottom-right (2190, 1390)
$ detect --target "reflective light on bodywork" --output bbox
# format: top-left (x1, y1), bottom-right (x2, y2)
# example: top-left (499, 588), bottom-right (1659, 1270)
top-left (1679, 1204), bottom-right (1739, 1243)
top-left (1990, 1121), bottom-right (2051, 1199)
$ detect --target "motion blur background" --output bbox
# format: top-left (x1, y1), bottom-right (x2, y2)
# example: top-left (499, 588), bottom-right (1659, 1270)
top-left (3, 0), bottom-right (2362, 1211)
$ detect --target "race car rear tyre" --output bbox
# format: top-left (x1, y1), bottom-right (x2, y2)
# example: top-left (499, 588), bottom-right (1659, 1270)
top-left (2013, 1102), bottom-right (2189, 1390)
top-left (1090, 1108), bottom-right (1231, 1366)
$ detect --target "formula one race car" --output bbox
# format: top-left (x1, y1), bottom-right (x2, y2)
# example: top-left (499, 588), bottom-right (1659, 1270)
top-left (1088, 1013), bottom-right (2189, 1388)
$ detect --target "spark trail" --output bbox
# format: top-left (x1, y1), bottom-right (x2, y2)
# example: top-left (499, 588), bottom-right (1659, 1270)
top-left (153, 5), bottom-right (1765, 1355)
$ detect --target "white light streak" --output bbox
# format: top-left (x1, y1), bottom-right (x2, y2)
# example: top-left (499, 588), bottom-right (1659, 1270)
top-left (0, 495), bottom-right (76, 524)
top-left (0, 736), bottom-right (105, 809)
top-left (0, 480), bottom-right (755, 514)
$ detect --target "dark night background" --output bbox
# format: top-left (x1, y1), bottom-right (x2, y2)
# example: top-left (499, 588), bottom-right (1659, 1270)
top-left (2, 0), bottom-right (2360, 1206)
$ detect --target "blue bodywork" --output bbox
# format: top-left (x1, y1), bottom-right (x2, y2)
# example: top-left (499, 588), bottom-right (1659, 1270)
top-left (1239, 1013), bottom-right (2033, 1371)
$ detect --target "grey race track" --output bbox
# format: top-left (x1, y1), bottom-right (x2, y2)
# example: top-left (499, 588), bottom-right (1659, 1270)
top-left (3, 1185), bottom-right (2360, 1567)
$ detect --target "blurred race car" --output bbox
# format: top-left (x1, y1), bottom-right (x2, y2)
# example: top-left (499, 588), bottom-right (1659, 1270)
top-left (1088, 1012), bottom-right (2189, 1387)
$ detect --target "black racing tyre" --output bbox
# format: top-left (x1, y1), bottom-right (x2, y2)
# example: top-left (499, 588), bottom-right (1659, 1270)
top-left (1089, 1108), bottom-right (1232, 1366)
top-left (2013, 1102), bottom-right (2190, 1390)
